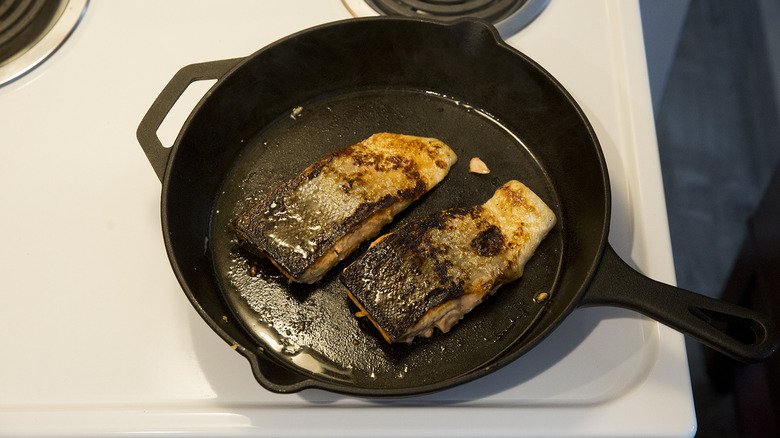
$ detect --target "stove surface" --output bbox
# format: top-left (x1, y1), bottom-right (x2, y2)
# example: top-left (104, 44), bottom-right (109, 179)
top-left (0, 1), bottom-right (695, 436)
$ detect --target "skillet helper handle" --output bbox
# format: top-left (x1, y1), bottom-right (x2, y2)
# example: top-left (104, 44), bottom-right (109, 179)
top-left (136, 58), bottom-right (241, 181)
top-left (582, 244), bottom-right (779, 363)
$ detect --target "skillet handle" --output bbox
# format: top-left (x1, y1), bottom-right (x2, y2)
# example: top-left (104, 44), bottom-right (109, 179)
top-left (580, 244), bottom-right (779, 363)
top-left (136, 58), bottom-right (242, 181)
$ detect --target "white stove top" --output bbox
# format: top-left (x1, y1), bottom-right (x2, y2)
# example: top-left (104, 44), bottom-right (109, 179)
top-left (0, 1), bottom-right (696, 436)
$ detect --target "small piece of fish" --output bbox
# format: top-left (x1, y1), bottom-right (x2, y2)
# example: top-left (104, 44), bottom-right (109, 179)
top-left (469, 157), bottom-right (490, 174)
top-left (232, 133), bottom-right (457, 283)
top-left (340, 180), bottom-right (556, 343)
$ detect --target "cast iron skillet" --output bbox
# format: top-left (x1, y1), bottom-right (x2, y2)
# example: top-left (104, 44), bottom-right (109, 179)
top-left (137, 17), bottom-right (778, 397)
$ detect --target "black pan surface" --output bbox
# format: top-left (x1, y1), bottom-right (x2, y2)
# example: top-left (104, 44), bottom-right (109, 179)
top-left (138, 17), bottom-right (777, 397)
top-left (210, 88), bottom-right (564, 391)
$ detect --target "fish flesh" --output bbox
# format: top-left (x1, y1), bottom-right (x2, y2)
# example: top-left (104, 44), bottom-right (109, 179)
top-left (341, 180), bottom-right (556, 343)
top-left (232, 133), bottom-right (457, 283)
top-left (340, 180), bottom-right (556, 343)
top-left (233, 133), bottom-right (457, 283)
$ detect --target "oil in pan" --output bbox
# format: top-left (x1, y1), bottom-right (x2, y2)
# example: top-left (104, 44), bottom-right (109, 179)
top-left (209, 88), bottom-right (561, 390)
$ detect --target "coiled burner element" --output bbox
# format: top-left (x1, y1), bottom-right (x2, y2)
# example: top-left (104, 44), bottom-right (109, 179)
top-left (0, 0), bottom-right (88, 86)
top-left (364, 0), bottom-right (528, 24)
top-left (344, 0), bottom-right (550, 38)
top-left (0, 0), bottom-right (56, 59)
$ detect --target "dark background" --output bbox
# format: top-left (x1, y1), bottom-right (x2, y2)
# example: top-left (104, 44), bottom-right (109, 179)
top-left (641, 0), bottom-right (780, 436)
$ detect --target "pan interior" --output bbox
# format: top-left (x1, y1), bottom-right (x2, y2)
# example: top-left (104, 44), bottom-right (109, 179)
top-left (210, 88), bottom-right (563, 391)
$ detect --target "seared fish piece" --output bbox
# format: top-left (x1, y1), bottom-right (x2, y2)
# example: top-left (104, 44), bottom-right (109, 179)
top-left (233, 133), bottom-right (457, 284)
top-left (340, 180), bottom-right (556, 343)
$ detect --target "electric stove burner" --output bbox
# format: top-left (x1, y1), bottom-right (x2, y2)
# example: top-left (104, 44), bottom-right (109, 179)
top-left (0, 1), bottom-right (53, 58)
top-left (343, 0), bottom-right (550, 38)
top-left (367, 0), bottom-right (525, 23)
top-left (0, 0), bottom-right (88, 86)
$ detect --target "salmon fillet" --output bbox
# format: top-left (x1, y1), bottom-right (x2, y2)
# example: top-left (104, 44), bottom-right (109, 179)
top-left (340, 180), bottom-right (556, 343)
top-left (232, 133), bottom-right (457, 283)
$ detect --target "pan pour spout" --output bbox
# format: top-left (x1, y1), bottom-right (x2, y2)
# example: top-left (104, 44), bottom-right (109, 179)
top-left (581, 245), bottom-right (779, 363)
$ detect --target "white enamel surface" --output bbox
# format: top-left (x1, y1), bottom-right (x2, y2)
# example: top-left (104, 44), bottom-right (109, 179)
top-left (0, 1), bottom-right (695, 436)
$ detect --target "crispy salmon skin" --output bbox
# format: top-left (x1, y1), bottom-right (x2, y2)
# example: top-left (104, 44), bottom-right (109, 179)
top-left (232, 133), bottom-right (457, 283)
top-left (340, 180), bottom-right (556, 343)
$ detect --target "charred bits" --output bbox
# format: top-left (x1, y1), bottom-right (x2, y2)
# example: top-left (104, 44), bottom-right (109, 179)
top-left (470, 225), bottom-right (505, 257)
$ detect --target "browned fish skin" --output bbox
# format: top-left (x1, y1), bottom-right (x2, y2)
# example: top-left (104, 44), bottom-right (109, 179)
top-left (340, 180), bottom-right (556, 343)
top-left (232, 133), bottom-right (457, 283)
